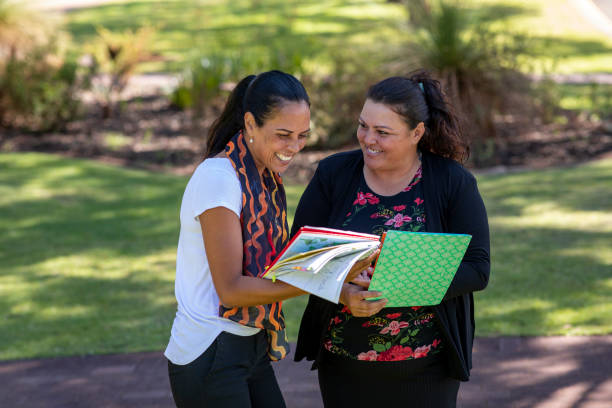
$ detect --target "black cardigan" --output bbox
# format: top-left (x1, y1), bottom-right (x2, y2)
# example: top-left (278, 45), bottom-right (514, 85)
top-left (290, 149), bottom-right (490, 381)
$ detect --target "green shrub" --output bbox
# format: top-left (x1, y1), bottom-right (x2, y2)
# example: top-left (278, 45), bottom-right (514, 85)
top-left (403, 0), bottom-right (535, 165)
top-left (304, 51), bottom-right (391, 149)
top-left (0, 0), bottom-right (56, 58)
top-left (0, 44), bottom-right (94, 132)
top-left (171, 49), bottom-right (306, 138)
top-left (89, 25), bottom-right (157, 118)
top-left (171, 54), bottom-right (244, 112)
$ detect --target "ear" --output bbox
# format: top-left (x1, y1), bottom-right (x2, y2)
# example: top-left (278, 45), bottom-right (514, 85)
top-left (244, 112), bottom-right (256, 132)
top-left (413, 122), bottom-right (425, 143)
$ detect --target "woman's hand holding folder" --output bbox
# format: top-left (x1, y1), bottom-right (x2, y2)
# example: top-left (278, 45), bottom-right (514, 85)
top-left (339, 247), bottom-right (388, 317)
top-left (343, 247), bottom-right (380, 284)
top-left (339, 281), bottom-right (388, 317)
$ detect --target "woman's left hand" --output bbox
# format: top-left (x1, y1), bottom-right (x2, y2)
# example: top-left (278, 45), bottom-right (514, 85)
top-left (344, 248), bottom-right (380, 284)
top-left (350, 267), bottom-right (373, 289)
top-left (339, 283), bottom-right (387, 317)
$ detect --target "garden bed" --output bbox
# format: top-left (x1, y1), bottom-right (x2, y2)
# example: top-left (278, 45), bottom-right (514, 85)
top-left (1, 94), bottom-right (611, 183)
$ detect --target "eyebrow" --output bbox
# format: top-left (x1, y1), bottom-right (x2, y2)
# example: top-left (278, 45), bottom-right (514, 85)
top-left (276, 128), bottom-right (311, 134)
top-left (359, 118), bottom-right (394, 131)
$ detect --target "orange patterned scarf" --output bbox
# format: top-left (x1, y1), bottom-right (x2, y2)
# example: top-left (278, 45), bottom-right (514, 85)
top-left (221, 131), bottom-right (290, 361)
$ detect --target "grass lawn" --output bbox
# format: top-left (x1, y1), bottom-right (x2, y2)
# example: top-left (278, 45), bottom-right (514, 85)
top-left (556, 83), bottom-right (612, 118)
top-left (62, 0), bottom-right (407, 73)
top-left (61, 0), bottom-right (612, 74)
top-left (1, 152), bottom-right (611, 360)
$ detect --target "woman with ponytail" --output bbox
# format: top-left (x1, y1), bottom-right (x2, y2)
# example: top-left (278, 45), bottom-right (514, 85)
top-left (292, 70), bottom-right (490, 407)
top-left (165, 70), bottom-right (379, 408)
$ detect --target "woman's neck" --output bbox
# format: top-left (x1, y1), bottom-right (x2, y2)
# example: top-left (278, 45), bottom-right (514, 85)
top-left (363, 152), bottom-right (421, 196)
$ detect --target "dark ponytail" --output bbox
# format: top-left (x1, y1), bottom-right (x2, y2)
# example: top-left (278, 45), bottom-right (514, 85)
top-left (366, 70), bottom-right (469, 163)
top-left (204, 70), bottom-right (310, 159)
top-left (204, 74), bottom-right (255, 158)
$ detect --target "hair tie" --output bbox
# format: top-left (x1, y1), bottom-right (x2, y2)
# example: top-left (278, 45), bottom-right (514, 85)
top-left (418, 82), bottom-right (425, 93)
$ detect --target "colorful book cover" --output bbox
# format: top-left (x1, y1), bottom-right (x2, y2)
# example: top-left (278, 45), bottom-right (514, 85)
top-left (262, 226), bottom-right (380, 303)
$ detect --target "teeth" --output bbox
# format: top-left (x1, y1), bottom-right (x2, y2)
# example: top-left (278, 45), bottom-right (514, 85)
top-left (367, 147), bottom-right (382, 153)
top-left (276, 153), bottom-right (293, 161)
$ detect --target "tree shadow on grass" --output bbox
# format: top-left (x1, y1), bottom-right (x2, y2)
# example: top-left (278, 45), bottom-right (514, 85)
top-left (0, 154), bottom-right (184, 358)
top-left (527, 35), bottom-right (612, 60)
top-left (477, 224), bottom-right (611, 336)
top-left (478, 159), bottom-right (612, 216)
top-left (1, 154), bottom-right (610, 360)
top-left (0, 272), bottom-right (177, 360)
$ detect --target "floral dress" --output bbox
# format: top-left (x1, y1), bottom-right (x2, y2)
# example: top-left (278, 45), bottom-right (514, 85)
top-left (323, 166), bottom-right (445, 363)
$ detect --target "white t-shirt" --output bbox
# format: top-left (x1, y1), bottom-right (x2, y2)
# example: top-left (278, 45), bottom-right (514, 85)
top-left (164, 157), bottom-right (260, 365)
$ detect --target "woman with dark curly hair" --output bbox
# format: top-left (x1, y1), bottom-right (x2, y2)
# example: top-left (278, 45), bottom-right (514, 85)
top-left (292, 71), bottom-right (491, 407)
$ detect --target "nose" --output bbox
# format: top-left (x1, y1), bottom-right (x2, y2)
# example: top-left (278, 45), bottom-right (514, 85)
top-left (287, 137), bottom-right (301, 153)
top-left (362, 128), bottom-right (377, 145)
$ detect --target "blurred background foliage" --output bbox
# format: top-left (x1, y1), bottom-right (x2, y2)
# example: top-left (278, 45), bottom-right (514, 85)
top-left (1, 0), bottom-right (611, 162)
top-left (1, 0), bottom-right (610, 165)
top-left (88, 25), bottom-right (158, 118)
top-left (0, 1), bottom-right (94, 131)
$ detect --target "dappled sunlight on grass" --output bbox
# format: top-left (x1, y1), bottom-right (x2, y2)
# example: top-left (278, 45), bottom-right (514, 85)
top-left (61, 0), bottom-right (612, 74)
top-left (1, 153), bottom-right (610, 359)
top-left (293, 21), bottom-right (348, 34)
top-left (475, 158), bottom-right (612, 336)
top-left (490, 205), bottom-right (611, 231)
top-left (64, 0), bottom-right (407, 72)
top-left (556, 246), bottom-right (612, 265)
top-left (0, 152), bottom-right (183, 359)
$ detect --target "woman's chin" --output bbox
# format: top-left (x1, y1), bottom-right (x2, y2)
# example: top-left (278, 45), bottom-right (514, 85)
top-left (270, 157), bottom-right (292, 173)
top-left (362, 150), bottom-right (384, 168)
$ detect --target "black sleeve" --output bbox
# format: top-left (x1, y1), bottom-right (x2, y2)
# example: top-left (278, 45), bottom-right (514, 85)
top-left (443, 172), bottom-right (491, 300)
top-left (290, 164), bottom-right (333, 236)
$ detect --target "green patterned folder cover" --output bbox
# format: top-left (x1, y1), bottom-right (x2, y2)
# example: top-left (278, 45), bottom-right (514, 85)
top-left (369, 230), bottom-right (471, 307)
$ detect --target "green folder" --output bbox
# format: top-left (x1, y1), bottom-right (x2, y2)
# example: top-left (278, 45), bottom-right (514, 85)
top-left (369, 230), bottom-right (472, 307)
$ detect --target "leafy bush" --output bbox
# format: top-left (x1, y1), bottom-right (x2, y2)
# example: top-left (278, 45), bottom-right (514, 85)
top-left (89, 26), bottom-right (157, 118)
top-left (0, 0), bottom-right (57, 59)
top-left (0, 1), bottom-right (94, 132)
top-left (171, 54), bottom-right (245, 113)
top-left (304, 51), bottom-right (392, 149)
top-left (0, 42), bottom-right (94, 132)
top-left (171, 49), bottom-right (306, 137)
top-left (404, 0), bottom-right (535, 165)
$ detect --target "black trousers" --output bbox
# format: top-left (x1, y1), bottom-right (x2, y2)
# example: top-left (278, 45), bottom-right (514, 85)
top-left (168, 331), bottom-right (286, 408)
top-left (318, 350), bottom-right (460, 408)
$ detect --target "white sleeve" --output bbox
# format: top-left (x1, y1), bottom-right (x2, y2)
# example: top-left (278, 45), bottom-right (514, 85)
top-left (188, 160), bottom-right (242, 220)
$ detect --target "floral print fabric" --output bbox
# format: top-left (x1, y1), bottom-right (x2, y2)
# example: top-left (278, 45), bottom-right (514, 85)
top-left (325, 166), bottom-right (444, 361)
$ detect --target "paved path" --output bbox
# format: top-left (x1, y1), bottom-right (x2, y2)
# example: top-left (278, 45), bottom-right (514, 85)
top-left (1, 336), bottom-right (611, 408)
top-left (593, 0), bottom-right (612, 20)
top-left (574, 0), bottom-right (612, 38)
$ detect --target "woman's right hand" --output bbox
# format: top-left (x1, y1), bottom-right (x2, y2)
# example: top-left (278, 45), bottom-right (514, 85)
top-left (339, 283), bottom-right (387, 317)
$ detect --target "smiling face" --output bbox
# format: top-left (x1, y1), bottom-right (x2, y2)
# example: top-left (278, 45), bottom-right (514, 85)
top-left (357, 99), bottom-right (424, 173)
top-left (245, 101), bottom-right (311, 174)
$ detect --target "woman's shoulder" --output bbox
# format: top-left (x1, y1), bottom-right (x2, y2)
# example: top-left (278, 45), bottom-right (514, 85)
top-left (316, 149), bottom-right (362, 173)
top-left (193, 157), bottom-right (236, 179)
top-left (422, 151), bottom-right (475, 183)
top-left (187, 157), bottom-right (240, 194)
